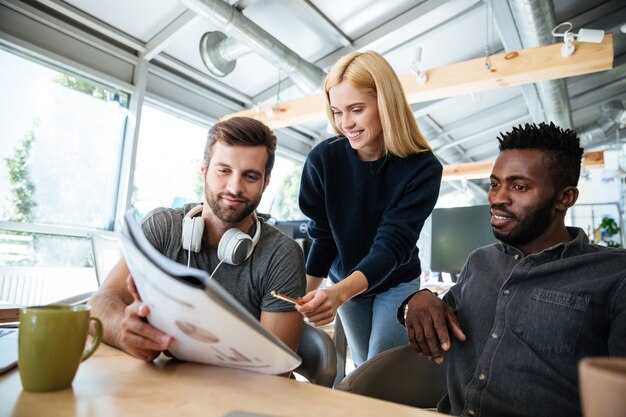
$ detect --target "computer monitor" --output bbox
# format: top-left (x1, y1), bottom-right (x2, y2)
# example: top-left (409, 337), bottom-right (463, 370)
top-left (274, 220), bottom-right (310, 240)
top-left (274, 220), bottom-right (311, 258)
top-left (430, 205), bottom-right (497, 274)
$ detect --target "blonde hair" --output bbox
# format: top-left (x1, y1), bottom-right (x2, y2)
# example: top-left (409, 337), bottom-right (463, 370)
top-left (324, 51), bottom-right (432, 157)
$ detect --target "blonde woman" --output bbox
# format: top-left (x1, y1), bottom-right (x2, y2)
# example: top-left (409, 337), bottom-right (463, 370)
top-left (296, 51), bottom-right (442, 365)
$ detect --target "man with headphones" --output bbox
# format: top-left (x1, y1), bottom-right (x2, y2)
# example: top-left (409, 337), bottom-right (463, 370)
top-left (89, 117), bottom-right (306, 364)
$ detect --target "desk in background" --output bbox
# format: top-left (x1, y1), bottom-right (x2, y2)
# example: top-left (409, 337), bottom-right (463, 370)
top-left (0, 344), bottom-right (441, 417)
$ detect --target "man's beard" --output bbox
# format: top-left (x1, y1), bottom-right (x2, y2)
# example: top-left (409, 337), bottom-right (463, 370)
top-left (206, 189), bottom-right (260, 224)
top-left (491, 194), bottom-right (557, 246)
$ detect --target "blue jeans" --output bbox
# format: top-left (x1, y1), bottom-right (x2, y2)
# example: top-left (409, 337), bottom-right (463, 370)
top-left (337, 278), bottom-right (421, 367)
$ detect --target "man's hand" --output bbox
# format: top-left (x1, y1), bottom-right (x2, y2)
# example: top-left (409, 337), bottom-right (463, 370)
top-left (117, 276), bottom-right (173, 361)
top-left (404, 290), bottom-right (466, 364)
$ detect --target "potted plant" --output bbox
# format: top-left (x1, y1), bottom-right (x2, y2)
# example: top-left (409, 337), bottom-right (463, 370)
top-left (595, 216), bottom-right (621, 248)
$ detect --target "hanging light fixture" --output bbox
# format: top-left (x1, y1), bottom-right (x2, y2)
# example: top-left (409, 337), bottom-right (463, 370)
top-left (552, 22), bottom-right (605, 57)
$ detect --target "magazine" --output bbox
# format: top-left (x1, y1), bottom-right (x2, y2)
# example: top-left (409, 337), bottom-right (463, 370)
top-left (119, 210), bottom-right (302, 375)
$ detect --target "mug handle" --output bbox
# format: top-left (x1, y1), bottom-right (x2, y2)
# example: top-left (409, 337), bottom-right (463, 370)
top-left (81, 317), bottom-right (103, 362)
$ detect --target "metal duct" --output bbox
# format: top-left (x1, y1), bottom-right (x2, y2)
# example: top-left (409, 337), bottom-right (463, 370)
top-left (507, 0), bottom-right (574, 129)
top-left (200, 31), bottom-right (251, 77)
top-left (577, 100), bottom-right (625, 148)
top-left (179, 0), bottom-right (326, 95)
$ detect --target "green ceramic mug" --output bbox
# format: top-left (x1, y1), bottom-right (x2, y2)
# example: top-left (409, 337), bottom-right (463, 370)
top-left (18, 304), bottom-right (102, 392)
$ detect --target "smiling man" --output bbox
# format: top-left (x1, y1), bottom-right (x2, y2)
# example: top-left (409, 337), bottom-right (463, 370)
top-left (89, 117), bottom-right (305, 364)
top-left (399, 122), bottom-right (626, 417)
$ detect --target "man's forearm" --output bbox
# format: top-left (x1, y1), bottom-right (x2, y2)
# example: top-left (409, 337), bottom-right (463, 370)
top-left (88, 289), bottom-right (130, 348)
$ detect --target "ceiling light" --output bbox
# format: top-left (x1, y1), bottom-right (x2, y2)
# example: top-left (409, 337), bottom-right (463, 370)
top-left (410, 46), bottom-right (427, 85)
top-left (552, 22), bottom-right (605, 58)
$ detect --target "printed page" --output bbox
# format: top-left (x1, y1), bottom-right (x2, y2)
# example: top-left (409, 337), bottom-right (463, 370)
top-left (119, 210), bottom-right (301, 375)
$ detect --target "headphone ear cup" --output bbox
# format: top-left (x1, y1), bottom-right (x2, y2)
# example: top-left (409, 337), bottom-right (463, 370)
top-left (218, 228), bottom-right (253, 265)
top-left (182, 216), bottom-right (204, 253)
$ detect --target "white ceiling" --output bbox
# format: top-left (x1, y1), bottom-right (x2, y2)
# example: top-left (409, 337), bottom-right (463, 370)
top-left (4, 0), bottom-right (626, 172)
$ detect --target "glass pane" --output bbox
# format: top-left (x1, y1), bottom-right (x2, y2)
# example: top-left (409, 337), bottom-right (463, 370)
top-left (0, 48), bottom-right (128, 230)
top-left (258, 156), bottom-right (305, 221)
top-left (131, 104), bottom-right (207, 219)
top-left (132, 105), bottom-right (305, 221)
top-left (0, 230), bottom-right (97, 305)
top-left (0, 230), bottom-right (92, 267)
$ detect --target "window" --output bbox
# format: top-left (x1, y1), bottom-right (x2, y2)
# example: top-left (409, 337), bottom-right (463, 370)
top-left (131, 104), bottom-right (207, 218)
top-left (0, 47), bottom-right (128, 269)
top-left (132, 103), bottom-right (305, 221)
top-left (258, 157), bottom-right (305, 221)
top-left (0, 47), bottom-right (128, 231)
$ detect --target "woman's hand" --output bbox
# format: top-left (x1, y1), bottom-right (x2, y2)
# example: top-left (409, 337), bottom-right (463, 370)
top-left (296, 271), bottom-right (368, 326)
top-left (296, 288), bottom-right (341, 326)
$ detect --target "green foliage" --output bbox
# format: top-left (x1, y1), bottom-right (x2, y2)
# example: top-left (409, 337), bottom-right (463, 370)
top-left (193, 170), bottom-right (204, 201)
top-left (53, 73), bottom-right (109, 101)
top-left (599, 216), bottom-right (619, 236)
top-left (4, 127), bottom-right (37, 222)
top-left (270, 163), bottom-right (305, 220)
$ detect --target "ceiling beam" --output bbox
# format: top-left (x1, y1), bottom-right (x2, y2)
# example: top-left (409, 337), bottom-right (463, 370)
top-left (300, 0), bottom-right (352, 48)
top-left (315, 0), bottom-right (482, 69)
top-left (142, 10), bottom-right (198, 60)
top-left (420, 115), bottom-right (472, 162)
top-left (34, 0), bottom-right (145, 52)
top-left (491, 0), bottom-right (544, 123)
top-left (251, 0), bottom-right (481, 104)
top-left (442, 151), bottom-right (605, 181)
top-left (221, 34), bottom-right (614, 129)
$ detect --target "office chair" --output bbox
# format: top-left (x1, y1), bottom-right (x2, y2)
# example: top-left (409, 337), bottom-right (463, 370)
top-left (294, 323), bottom-right (337, 387)
top-left (336, 345), bottom-right (447, 408)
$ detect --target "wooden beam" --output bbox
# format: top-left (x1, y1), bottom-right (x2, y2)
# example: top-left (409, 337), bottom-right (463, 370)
top-left (442, 151), bottom-right (605, 181)
top-left (221, 33), bottom-right (614, 129)
top-left (582, 151), bottom-right (605, 169)
top-left (225, 95), bottom-right (326, 130)
top-left (442, 161), bottom-right (495, 181)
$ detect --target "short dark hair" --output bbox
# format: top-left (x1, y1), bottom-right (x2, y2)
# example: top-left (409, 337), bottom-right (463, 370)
top-left (498, 122), bottom-right (584, 190)
top-left (204, 117), bottom-right (277, 177)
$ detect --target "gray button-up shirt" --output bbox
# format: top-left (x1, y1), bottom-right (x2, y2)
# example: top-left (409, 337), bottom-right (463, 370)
top-left (438, 228), bottom-right (626, 417)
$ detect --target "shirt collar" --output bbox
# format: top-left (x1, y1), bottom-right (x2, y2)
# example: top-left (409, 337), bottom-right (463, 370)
top-left (497, 227), bottom-right (588, 260)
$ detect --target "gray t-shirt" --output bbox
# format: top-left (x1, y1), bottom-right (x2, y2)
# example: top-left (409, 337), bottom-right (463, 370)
top-left (141, 204), bottom-right (306, 319)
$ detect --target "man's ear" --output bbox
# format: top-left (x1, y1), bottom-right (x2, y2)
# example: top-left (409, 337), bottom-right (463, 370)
top-left (200, 163), bottom-right (207, 178)
top-left (555, 186), bottom-right (579, 212)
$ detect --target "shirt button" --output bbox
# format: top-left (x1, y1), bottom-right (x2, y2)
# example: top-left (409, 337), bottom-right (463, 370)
top-left (468, 410), bottom-right (476, 417)
top-left (514, 254), bottom-right (520, 260)
top-left (478, 372), bottom-right (486, 380)
top-left (491, 331), bottom-right (499, 339)
top-left (503, 289), bottom-right (510, 296)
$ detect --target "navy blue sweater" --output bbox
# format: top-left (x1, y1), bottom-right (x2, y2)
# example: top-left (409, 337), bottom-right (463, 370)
top-left (299, 137), bottom-right (443, 295)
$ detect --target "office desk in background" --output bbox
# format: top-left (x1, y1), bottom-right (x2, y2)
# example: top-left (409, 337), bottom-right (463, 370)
top-left (0, 344), bottom-right (441, 417)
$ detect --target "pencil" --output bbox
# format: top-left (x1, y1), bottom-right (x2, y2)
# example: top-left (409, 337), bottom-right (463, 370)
top-left (271, 290), bottom-right (303, 306)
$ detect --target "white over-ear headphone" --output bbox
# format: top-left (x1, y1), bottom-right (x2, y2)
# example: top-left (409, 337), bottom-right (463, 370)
top-left (181, 204), bottom-right (261, 265)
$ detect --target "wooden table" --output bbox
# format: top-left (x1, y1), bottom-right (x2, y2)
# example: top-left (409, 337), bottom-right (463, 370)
top-left (0, 344), bottom-right (441, 417)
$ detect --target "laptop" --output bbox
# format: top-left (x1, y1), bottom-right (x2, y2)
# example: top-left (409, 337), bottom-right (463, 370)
top-left (0, 328), bottom-right (18, 374)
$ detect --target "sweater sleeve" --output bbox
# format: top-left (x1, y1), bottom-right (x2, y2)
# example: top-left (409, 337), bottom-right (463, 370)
top-left (354, 155), bottom-right (442, 290)
top-left (298, 149), bottom-right (338, 278)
